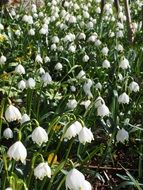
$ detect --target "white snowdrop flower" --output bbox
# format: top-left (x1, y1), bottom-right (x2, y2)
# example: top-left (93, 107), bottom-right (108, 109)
top-left (115, 44), bottom-right (124, 52)
top-left (34, 162), bottom-right (51, 180)
top-left (58, 46), bottom-right (64, 52)
top-left (118, 73), bottom-right (124, 81)
top-left (96, 7), bottom-right (101, 13)
top-left (44, 56), bottom-right (50, 63)
top-left (101, 47), bottom-right (109, 56)
top-left (116, 128), bottom-right (129, 143)
top-left (5, 105), bottom-right (22, 122)
top-left (15, 64), bottom-right (25, 75)
top-left (102, 59), bottom-right (111, 68)
top-left (83, 11), bottom-right (90, 18)
top-left (27, 78), bottom-right (36, 89)
top-left (32, 126), bottom-right (48, 146)
top-left (27, 16), bottom-right (33, 24)
top-left (86, 21), bottom-right (94, 29)
top-left (18, 80), bottom-right (26, 90)
top-left (82, 180), bottom-right (92, 190)
top-left (31, 4), bottom-right (37, 13)
top-left (68, 15), bottom-right (77, 24)
top-left (95, 82), bottom-right (102, 90)
top-left (0, 55), bottom-right (6, 65)
top-left (54, 62), bottom-right (63, 71)
top-left (74, 3), bottom-right (80, 10)
top-left (83, 79), bottom-right (93, 98)
top-left (116, 30), bottom-right (124, 38)
top-left (39, 67), bottom-right (45, 75)
top-left (95, 39), bottom-right (102, 46)
top-left (78, 127), bottom-right (94, 144)
top-left (96, 0), bottom-right (101, 3)
top-left (118, 92), bottom-right (129, 104)
top-left (51, 44), bottom-right (57, 51)
top-left (64, 1), bottom-right (70, 7)
top-left (78, 33), bottom-right (86, 40)
top-left (33, 13), bottom-right (38, 18)
top-left (67, 99), bottom-right (77, 109)
top-left (66, 168), bottom-right (85, 190)
top-left (7, 141), bottom-right (27, 164)
top-left (97, 104), bottom-right (110, 117)
top-left (95, 96), bottom-right (105, 108)
top-left (77, 70), bottom-right (86, 79)
top-left (88, 34), bottom-right (97, 42)
top-left (20, 114), bottom-right (30, 124)
top-left (119, 58), bottom-right (130, 70)
top-left (15, 30), bottom-right (21, 36)
top-left (0, 23), bottom-right (4, 30)
top-left (81, 100), bottom-right (91, 109)
top-left (3, 128), bottom-right (13, 139)
top-left (39, 28), bottom-right (48, 35)
top-left (64, 121), bottom-right (82, 139)
top-left (5, 187), bottom-right (12, 190)
top-left (52, 36), bottom-right (59, 44)
top-left (22, 15), bottom-right (29, 22)
top-left (28, 28), bottom-right (35, 36)
top-left (70, 86), bottom-right (76, 92)
top-left (117, 22), bottom-right (124, 30)
top-left (104, 3), bottom-right (111, 12)
top-left (82, 55), bottom-right (89, 62)
top-left (129, 81), bottom-right (139, 92)
top-left (39, 12), bottom-right (44, 18)
top-left (41, 72), bottom-right (52, 86)
top-left (35, 54), bottom-right (43, 63)
top-left (109, 31), bottom-right (115, 37)
top-left (68, 45), bottom-right (76, 53)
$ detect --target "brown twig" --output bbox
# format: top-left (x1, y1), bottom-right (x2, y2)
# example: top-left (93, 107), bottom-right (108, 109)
top-left (87, 165), bottom-right (138, 171)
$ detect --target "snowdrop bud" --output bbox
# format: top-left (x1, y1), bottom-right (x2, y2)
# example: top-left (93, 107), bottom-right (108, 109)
top-left (35, 54), bottom-right (43, 63)
top-left (0, 55), bottom-right (6, 65)
top-left (54, 62), bottom-right (63, 71)
top-left (101, 47), bottom-right (109, 56)
top-left (27, 78), bottom-right (36, 89)
top-left (77, 70), bottom-right (86, 79)
top-left (20, 114), bottom-right (30, 124)
top-left (97, 104), bottom-right (110, 117)
top-left (129, 81), bottom-right (139, 92)
top-left (67, 99), bottom-right (77, 109)
top-left (102, 59), bottom-right (111, 68)
top-left (41, 72), bottom-right (52, 85)
top-left (82, 55), bottom-right (89, 62)
top-left (64, 121), bottom-right (82, 139)
top-left (118, 92), bottom-right (129, 104)
top-left (80, 100), bottom-right (91, 109)
top-left (34, 162), bottom-right (51, 180)
top-left (95, 96), bottom-right (105, 108)
top-left (66, 169), bottom-right (85, 190)
top-left (0, 23), bottom-right (4, 30)
top-left (18, 80), bottom-right (26, 90)
top-left (32, 126), bottom-right (48, 146)
top-left (119, 58), bottom-right (130, 69)
top-left (7, 141), bottom-right (27, 164)
top-left (95, 82), bottom-right (102, 90)
top-left (15, 64), bottom-right (25, 75)
top-left (78, 127), bottom-right (94, 144)
top-left (5, 105), bottom-right (22, 122)
top-left (3, 128), bottom-right (13, 139)
top-left (28, 28), bottom-right (35, 36)
top-left (116, 128), bottom-right (129, 143)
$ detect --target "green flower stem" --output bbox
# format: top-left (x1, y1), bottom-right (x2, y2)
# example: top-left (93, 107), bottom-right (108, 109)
top-left (36, 83), bottom-right (44, 120)
top-left (26, 89), bottom-right (33, 116)
top-left (0, 98), bottom-right (5, 139)
top-left (56, 176), bottom-right (66, 190)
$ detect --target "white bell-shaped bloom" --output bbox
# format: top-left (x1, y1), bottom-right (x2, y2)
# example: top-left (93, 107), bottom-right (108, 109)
top-left (102, 59), bottom-right (111, 68)
top-left (64, 121), bottom-right (82, 139)
top-left (80, 100), bottom-right (91, 109)
top-left (67, 99), bottom-right (77, 109)
top-left (77, 70), bottom-right (86, 79)
top-left (5, 105), bottom-right (22, 122)
top-left (54, 62), bottom-right (63, 71)
top-left (34, 162), bottom-right (51, 180)
top-left (35, 54), bottom-right (43, 63)
top-left (83, 79), bottom-right (93, 98)
top-left (116, 128), bottom-right (129, 143)
top-left (118, 92), bottom-right (129, 104)
top-left (39, 67), bottom-right (45, 75)
top-left (0, 55), bottom-right (6, 65)
top-left (95, 96), bottom-right (105, 108)
top-left (82, 55), bottom-right (89, 62)
top-left (78, 127), bottom-right (94, 144)
top-left (15, 64), bottom-right (25, 75)
top-left (3, 128), bottom-right (13, 139)
top-left (41, 72), bottom-right (52, 86)
top-left (101, 47), bottom-right (109, 56)
top-left (129, 81), bottom-right (139, 92)
top-left (97, 104), bottom-right (110, 117)
top-left (27, 78), bottom-right (36, 89)
top-left (5, 187), bottom-right (12, 190)
top-left (66, 168), bottom-right (85, 190)
top-left (82, 180), bottom-right (92, 190)
top-left (20, 114), bottom-right (30, 124)
top-left (119, 58), bottom-right (130, 69)
top-left (18, 80), bottom-right (26, 90)
top-left (95, 82), bottom-right (102, 90)
top-left (32, 126), bottom-right (48, 146)
top-left (7, 141), bottom-right (27, 164)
